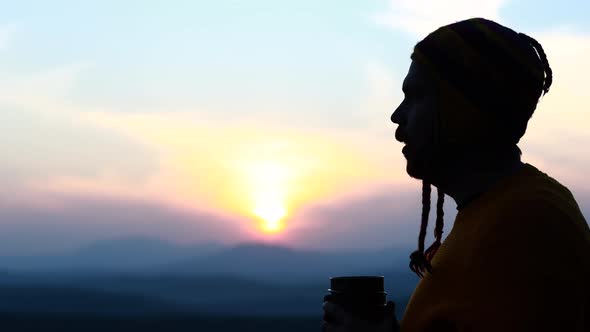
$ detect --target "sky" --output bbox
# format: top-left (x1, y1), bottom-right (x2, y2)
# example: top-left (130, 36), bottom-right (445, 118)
top-left (0, 0), bottom-right (589, 255)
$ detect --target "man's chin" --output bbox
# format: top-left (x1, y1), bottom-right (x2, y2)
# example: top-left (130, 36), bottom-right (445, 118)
top-left (406, 162), bottom-right (426, 181)
top-left (407, 156), bottom-right (439, 182)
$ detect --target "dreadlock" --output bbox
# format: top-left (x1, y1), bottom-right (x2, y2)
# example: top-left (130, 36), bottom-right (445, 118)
top-left (518, 32), bottom-right (553, 96)
top-left (409, 183), bottom-right (444, 278)
top-left (425, 187), bottom-right (445, 262)
top-left (408, 18), bottom-right (553, 278)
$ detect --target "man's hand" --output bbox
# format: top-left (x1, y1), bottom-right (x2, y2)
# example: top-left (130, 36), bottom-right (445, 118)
top-left (321, 300), bottom-right (399, 332)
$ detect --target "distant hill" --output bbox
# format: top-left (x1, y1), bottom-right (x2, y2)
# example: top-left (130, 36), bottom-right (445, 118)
top-left (0, 239), bottom-right (417, 318)
top-left (0, 274), bottom-right (412, 317)
top-left (0, 286), bottom-right (185, 314)
top-left (164, 242), bottom-right (411, 284)
top-left (0, 314), bottom-right (320, 332)
top-left (0, 237), bottom-right (223, 272)
top-left (0, 238), bottom-right (413, 283)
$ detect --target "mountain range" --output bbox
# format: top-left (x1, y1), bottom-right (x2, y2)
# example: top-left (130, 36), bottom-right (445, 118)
top-left (0, 238), bottom-right (418, 317)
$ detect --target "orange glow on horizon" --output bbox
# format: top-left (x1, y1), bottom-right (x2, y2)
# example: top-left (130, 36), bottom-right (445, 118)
top-left (81, 112), bottom-right (410, 238)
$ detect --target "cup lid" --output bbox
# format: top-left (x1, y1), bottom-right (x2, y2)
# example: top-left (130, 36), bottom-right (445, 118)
top-left (329, 276), bottom-right (385, 294)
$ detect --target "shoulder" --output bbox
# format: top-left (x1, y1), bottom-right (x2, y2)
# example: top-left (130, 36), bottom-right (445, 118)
top-left (484, 191), bottom-right (585, 253)
top-left (517, 164), bottom-right (583, 215)
top-left (489, 164), bottom-right (586, 234)
top-left (475, 186), bottom-right (589, 282)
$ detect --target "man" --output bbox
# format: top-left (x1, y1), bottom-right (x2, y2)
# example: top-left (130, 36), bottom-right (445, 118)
top-left (322, 17), bottom-right (589, 332)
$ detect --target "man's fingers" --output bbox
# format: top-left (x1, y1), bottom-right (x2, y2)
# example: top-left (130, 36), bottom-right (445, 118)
top-left (386, 300), bottom-right (396, 313)
top-left (321, 320), bottom-right (339, 332)
top-left (384, 301), bottom-right (397, 323)
top-left (322, 301), bottom-right (349, 324)
top-left (322, 301), bottom-right (347, 317)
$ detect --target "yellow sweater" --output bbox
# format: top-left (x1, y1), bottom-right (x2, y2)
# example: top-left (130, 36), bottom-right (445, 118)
top-left (400, 163), bottom-right (590, 332)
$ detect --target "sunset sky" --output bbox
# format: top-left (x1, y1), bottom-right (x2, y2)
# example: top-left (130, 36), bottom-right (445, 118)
top-left (0, 0), bottom-right (589, 255)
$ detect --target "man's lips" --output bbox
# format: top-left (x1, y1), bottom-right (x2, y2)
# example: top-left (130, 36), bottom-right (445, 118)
top-left (395, 128), bottom-right (409, 156)
top-left (395, 128), bottom-right (408, 144)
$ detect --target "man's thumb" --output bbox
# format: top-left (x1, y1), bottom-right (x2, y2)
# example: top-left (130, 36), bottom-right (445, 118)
top-left (386, 301), bottom-right (396, 313)
top-left (385, 301), bottom-right (400, 332)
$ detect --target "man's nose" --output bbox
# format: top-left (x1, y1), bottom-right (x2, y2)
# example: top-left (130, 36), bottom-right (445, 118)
top-left (391, 104), bottom-right (404, 125)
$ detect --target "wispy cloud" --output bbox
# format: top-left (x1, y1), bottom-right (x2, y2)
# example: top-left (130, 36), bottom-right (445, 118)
top-left (85, 111), bottom-right (397, 217)
top-left (0, 193), bottom-right (246, 255)
top-left (0, 58), bottom-right (159, 202)
top-left (0, 62), bottom-right (89, 111)
top-left (373, 0), bottom-right (508, 36)
top-left (288, 184), bottom-right (458, 250)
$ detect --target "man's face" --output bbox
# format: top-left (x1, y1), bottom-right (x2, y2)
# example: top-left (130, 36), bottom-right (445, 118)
top-left (391, 61), bottom-right (440, 181)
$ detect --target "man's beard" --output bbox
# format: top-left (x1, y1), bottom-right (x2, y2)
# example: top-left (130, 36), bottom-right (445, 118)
top-left (405, 144), bottom-right (450, 185)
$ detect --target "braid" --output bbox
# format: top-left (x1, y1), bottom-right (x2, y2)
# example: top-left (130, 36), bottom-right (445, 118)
top-left (418, 181), bottom-right (431, 252)
top-left (518, 32), bottom-right (553, 95)
top-left (409, 181), bottom-right (432, 278)
top-left (425, 188), bottom-right (444, 263)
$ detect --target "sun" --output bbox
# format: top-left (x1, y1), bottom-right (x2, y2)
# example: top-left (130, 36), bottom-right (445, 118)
top-left (253, 193), bottom-right (287, 234)
top-left (240, 159), bottom-right (293, 234)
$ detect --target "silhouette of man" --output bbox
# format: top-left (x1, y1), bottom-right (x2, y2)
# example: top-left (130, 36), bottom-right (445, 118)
top-left (322, 17), bottom-right (589, 332)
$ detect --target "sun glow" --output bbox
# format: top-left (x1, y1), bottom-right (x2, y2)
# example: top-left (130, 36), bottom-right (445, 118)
top-left (246, 161), bottom-right (291, 234)
top-left (86, 114), bottom-right (386, 237)
top-left (254, 195), bottom-right (287, 234)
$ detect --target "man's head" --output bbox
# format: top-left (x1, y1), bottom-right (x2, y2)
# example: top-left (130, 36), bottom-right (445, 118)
top-left (391, 17), bottom-right (552, 184)
top-left (391, 18), bottom-right (553, 277)
top-left (391, 60), bottom-right (441, 181)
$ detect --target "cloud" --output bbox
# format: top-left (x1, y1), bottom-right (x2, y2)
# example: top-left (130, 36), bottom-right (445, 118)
top-left (0, 52), bottom-right (159, 200)
top-left (373, 0), bottom-right (508, 36)
top-left (84, 111), bottom-right (399, 217)
top-left (287, 185), bottom-right (458, 250)
top-left (0, 62), bottom-right (89, 111)
top-left (0, 193), bottom-right (248, 255)
top-left (0, 33), bottom-right (410, 232)
top-left (0, 107), bottom-right (159, 189)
